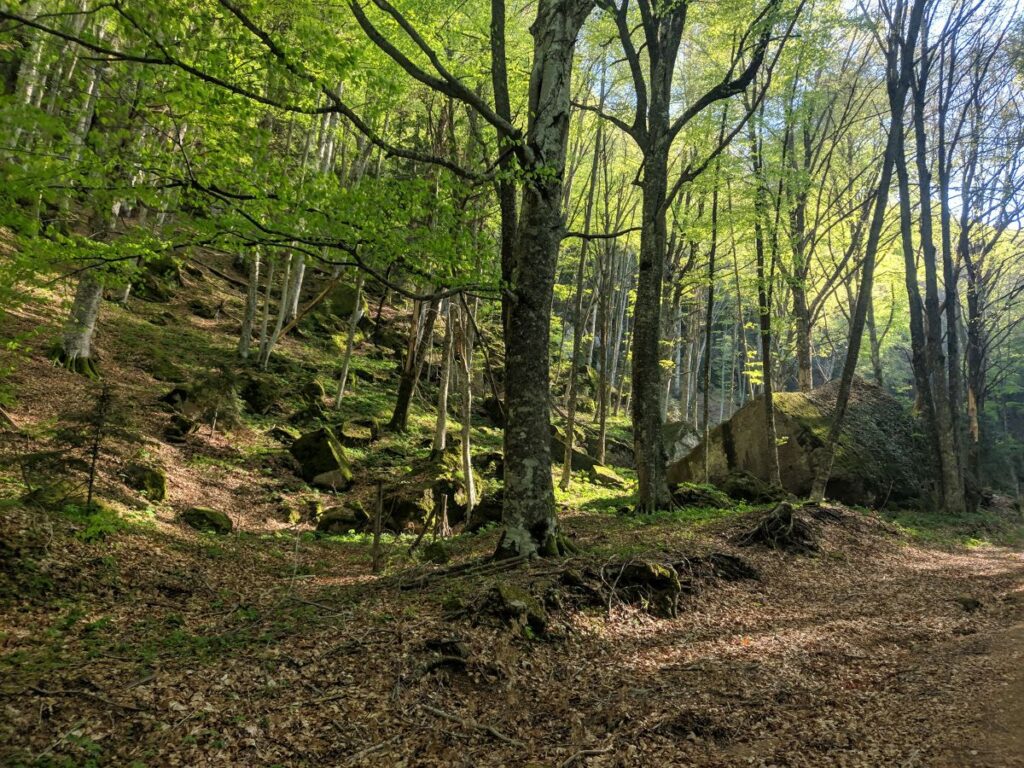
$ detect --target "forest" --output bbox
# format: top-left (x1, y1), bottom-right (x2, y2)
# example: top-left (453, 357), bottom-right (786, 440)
top-left (0, 0), bottom-right (1023, 765)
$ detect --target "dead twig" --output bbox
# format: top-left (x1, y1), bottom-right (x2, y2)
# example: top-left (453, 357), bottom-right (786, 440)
top-left (560, 744), bottom-right (615, 767)
top-left (30, 686), bottom-right (147, 713)
top-left (418, 703), bottom-right (525, 748)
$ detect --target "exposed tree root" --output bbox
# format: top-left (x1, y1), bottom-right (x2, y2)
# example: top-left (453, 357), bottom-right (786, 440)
top-left (52, 349), bottom-right (100, 379)
top-left (733, 502), bottom-right (818, 553)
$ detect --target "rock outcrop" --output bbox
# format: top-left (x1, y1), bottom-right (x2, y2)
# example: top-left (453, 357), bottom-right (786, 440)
top-left (667, 379), bottom-right (926, 506)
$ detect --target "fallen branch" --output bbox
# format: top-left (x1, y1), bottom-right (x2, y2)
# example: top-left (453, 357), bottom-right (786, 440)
top-left (560, 744), bottom-right (614, 767)
top-left (30, 685), bottom-right (147, 712)
top-left (418, 703), bottom-right (525, 748)
top-left (346, 734), bottom-right (401, 763)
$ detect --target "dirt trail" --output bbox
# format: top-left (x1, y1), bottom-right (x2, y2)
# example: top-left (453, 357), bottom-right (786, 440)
top-left (966, 623), bottom-right (1024, 767)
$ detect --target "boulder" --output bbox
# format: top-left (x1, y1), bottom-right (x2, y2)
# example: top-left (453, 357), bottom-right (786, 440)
top-left (482, 583), bottom-right (547, 636)
top-left (588, 464), bottom-right (628, 489)
top-left (667, 378), bottom-right (927, 506)
top-left (671, 482), bottom-right (730, 509)
top-left (327, 282), bottom-right (368, 320)
top-left (122, 463), bottom-right (167, 502)
top-left (188, 299), bottom-right (219, 319)
top-left (551, 430), bottom-right (600, 472)
top-left (476, 396), bottom-right (506, 428)
top-left (587, 436), bottom-right (634, 469)
top-left (421, 540), bottom-right (452, 565)
top-left (471, 451), bottom-right (504, 478)
top-left (663, 420), bottom-right (700, 464)
top-left (267, 425), bottom-right (300, 445)
top-left (337, 418), bottom-right (378, 447)
top-left (289, 428), bottom-right (354, 491)
top-left (164, 414), bottom-right (198, 444)
top-left (240, 375), bottom-right (285, 415)
top-left (465, 490), bottom-right (503, 533)
top-left (182, 506), bottom-right (232, 534)
top-left (316, 504), bottom-right (368, 534)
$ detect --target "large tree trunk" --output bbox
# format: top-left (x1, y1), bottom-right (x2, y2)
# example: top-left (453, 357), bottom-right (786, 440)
top-left (632, 141), bottom-right (673, 512)
top-left (560, 88), bottom-right (603, 491)
top-left (58, 272), bottom-right (103, 378)
top-left (496, 0), bottom-right (593, 559)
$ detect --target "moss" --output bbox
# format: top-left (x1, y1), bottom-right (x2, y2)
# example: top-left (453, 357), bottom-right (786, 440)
top-left (181, 506), bottom-right (233, 535)
top-left (123, 463), bottom-right (167, 502)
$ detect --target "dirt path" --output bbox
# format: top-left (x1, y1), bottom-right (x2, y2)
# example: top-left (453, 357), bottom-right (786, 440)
top-left (963, 623), bottom-right (1024, 767)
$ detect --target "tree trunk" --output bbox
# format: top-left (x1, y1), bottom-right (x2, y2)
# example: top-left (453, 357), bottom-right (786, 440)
top-left (58, 272), bottom-right (103, 378)
top-left (390, 295), bottom-right (440, 432)
top-left (496, 0), bottom-right (594, 559)
top-left (334, 271), bottom-right (365, 408)
top-left (238, 249), bottom-right (261, 360)
top-left (458, 300), bottom-right (477, 522)
top-left (431, 298), bottom-right (454, 456)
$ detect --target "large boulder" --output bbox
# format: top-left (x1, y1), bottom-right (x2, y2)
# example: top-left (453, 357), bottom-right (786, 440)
top-left (667, 378), bottom-right (927, 506)
top-left (663, 420), bottom-right (700, 464)
top-left (316, 503), bottom-right (368, 534)
top-left (551, 429), bottom-right (600, 473)
top-left (289, 427), bottom-right (354, 491)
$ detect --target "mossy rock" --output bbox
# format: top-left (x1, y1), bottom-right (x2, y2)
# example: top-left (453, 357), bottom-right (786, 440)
top-left (327, 282), bottom-right (368, 319)
top-left (615, 558), bottom-right (683, 618)
top-left (316, 503), bottom-right (368, 534)
top-left (301, 378), bottom-right (326, 403)
top-left (267, 425), bottom-right (300, 445)
top-left (667, 378), bottom-right (926, 506)
top-left (671, 482), bottom-right (730, 509)
top-left (588, 464), bottom-right (628, 489)
top-left (181, 506), bottom-right (232, 534)
top-left (240, 374), bottom-right (285, 415)
top-left (21, 480), bottom-right (85, 510)
top-left (123, 463), bottom-right (167, 502)
top-left (289, 427), bottom-right (353, 491)
top-left (421, 540), bottom-right (452, 565)
top-left (188, 299), bottom-right (219, 319)
top-left (145, 357), bottom-right (185, 383)
top-left (485, 582), bottom-right (547, 636)
top-left (338, 419), bottom-right (378, 446)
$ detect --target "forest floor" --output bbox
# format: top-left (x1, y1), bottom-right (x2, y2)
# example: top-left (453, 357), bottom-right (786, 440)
top-left (2, 260), bottom-right (1024, 767)
top-left (2, 490), bottom-right (1023, 767)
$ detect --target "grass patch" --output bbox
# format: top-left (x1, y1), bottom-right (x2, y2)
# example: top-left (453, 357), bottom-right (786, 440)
top-left (881, 506), bottom-right (1024, 548)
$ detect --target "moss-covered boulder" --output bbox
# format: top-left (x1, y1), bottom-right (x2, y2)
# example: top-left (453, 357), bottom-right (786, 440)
top-left (327, 282), bottom-right (368, 319)
top-left (551, 429), bottom-right (600, 472)
top-left (289, 427), bottom-right (353, 491)
top-left (421, 540), bottom-right (452, 565)
top-left (672, 482), bottom-right (730, 509)
top-left (588, 464), bottom-right (628, 489)
top-left (181, 506), bottom-right (232, 534)
top-left (667, 378), bottom-right (927, 506)
top-left (315, 503), bottom-right (368, 534)
top-left (123, 463), bottom-right (167, 502)
top-left (240, 374), bottom-right (285, 415)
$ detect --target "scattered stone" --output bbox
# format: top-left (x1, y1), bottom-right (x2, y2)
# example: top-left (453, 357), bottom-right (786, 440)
top-left (187, 298), bottom-right (220, 319)
top-left (482, 582), bottom-right (547, 636)
top-left (240, 375), bottom-right (284, 415)
top-left (955, 596), bottom-right (983, 613)
top-left (181, 506), bottom-right (232, 534)
top-left (122, 463), bottom-right (167, 502)
top-left (289, 427), bottom-right (353, 491)
top-left (163, 414), bottom-right (198, 443)
top-left (421, 540), bottom-right (452, 565)
top-left (267, 425), bottom-right (300, 445)
top-left (316, 504), bottom-right (368, 534)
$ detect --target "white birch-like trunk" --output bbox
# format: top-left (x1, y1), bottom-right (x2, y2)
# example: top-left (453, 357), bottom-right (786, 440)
top-left (259, 253), bottom-right (293, 369)
top-left (334, 271), bottom-right (365, 407)
top-left (458, 302), bottom-right (476, 520)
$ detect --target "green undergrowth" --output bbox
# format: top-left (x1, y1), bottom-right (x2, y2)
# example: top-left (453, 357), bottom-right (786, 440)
top-left (881, 505), bottom-right (1024, 548)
